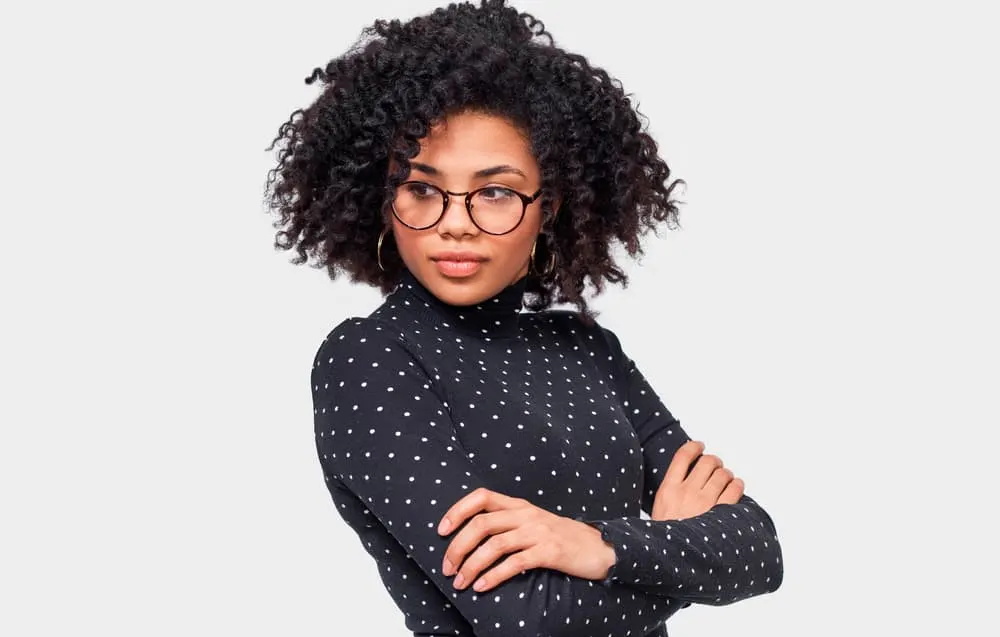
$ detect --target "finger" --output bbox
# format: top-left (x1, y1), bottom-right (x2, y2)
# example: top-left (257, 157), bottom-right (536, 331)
top-left (442, 509), bottom-right (524, 580)
top-left (438, 487), bottom-right (523, 536)
top-left (717, 477), bottom-right (745, 505)
top-left (455, 527), bottom-right (534, 591)
top-left (702, 466), bottom-right (735, 499)
top-left (470, 546), bottom-right (541, 593)
top-left (686, 453), bottom-right (723, 488)
top-left (663, 440), bottom-right (705, 485)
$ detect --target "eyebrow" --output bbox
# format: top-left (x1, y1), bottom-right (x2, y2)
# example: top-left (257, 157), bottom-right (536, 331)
top-left (410, 162), bottom-right (527, 179)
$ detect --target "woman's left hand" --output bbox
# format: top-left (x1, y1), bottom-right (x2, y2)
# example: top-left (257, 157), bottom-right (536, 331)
top-left (436, 487), bottom-right (616, 593)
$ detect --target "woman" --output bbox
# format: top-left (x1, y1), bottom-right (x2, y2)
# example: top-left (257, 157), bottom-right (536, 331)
top-left (264, 1), bottom-right (783, 635)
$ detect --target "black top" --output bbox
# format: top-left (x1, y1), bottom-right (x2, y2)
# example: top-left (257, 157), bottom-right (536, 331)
top-left (311, 268), bottom-right (783, 637)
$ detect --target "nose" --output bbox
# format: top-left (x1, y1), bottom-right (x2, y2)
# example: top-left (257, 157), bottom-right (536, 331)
top-left (436, 193), bottom-right (478, 237)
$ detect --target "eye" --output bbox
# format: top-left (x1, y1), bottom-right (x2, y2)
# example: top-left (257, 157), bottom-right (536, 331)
top-left (478, 186), bottom-right (516, 201)
top-left (403, 182), bottom-right (437, 198)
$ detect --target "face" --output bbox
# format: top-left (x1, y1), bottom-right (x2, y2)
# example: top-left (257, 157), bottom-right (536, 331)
top-left (387, 111), bottom-right (555, 306)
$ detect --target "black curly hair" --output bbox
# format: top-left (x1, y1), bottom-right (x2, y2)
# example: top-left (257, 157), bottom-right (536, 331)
top-left (263, 0), bottom-right (686, 322)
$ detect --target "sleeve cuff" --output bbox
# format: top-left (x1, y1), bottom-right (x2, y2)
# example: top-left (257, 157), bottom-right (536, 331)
top-left (578, 517), bottom-right (669, 588)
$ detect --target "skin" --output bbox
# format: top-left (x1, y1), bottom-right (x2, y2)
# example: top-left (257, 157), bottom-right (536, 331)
top-left (651, 441), bottom-right (745, 521)
top-left (388, 110), bottom-right (559, 306)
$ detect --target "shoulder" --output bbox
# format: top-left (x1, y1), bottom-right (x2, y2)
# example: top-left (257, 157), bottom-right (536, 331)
top-left (310, 316), bottom-right (420, 382)
top-left (530, 308), bottom-right (626, 360)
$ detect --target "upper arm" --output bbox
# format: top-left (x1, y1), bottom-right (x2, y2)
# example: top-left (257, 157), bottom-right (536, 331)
top-left (590, 321), bottom-right (693, 515)
top-left (593, 321), bottom-right (781, 542)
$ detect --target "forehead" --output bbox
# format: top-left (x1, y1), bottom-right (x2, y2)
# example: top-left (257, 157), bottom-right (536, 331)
top-left (413, 112), bottom-right (536, 173)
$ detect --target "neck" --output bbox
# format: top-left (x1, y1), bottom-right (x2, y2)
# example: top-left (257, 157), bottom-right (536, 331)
top-left (391, 268), bottom-right (528, 340)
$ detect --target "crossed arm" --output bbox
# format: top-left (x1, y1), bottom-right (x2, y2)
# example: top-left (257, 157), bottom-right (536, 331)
top-left (312, 318), bottom-right (783, 635)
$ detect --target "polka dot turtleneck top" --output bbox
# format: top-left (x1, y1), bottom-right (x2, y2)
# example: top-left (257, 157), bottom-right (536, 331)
top-left (311, 268), bottom-right (783, 637)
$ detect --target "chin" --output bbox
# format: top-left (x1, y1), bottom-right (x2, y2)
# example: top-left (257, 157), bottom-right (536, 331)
top-left (428, 277), bottom-right (488, 306)
top-left (419, 267), bottom-right (493, 305)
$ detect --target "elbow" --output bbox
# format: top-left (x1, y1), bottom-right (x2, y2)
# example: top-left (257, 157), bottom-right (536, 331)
top-left (533, 613), bottom-right (578, 637)
top-left (471, 611), bottom-right (547, 637)
top-left (711, 546), bottom-right (784, 607)
top-left (534, 612), bottom-right (614, 637)
top-left (708, 568), bottom-right (784, 608)
top-left (761, 528), bottom-right (784, 595)
top-left (535, 621), bottom-right (628, 637)
top-left (504, 617), bottom-right (548, 637)
top-left (743, 494), bottom-right (785, 594)
top-left (766, 552), bottom-right (784, 594)
top-left (741, 548), bottom-right (784, 604)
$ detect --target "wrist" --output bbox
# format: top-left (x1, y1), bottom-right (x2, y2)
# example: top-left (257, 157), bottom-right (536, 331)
top-left (580, 520), bottom-right (617, 579)
top-left (599, 536), bottom-right (616, 578)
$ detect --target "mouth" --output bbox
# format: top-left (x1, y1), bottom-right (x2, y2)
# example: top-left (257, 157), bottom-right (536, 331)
top-left (430, 254), bottom-right (487, 278)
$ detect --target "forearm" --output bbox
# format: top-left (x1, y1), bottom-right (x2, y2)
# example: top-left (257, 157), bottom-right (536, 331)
top-left (582, 494), bottom-right (783, 605)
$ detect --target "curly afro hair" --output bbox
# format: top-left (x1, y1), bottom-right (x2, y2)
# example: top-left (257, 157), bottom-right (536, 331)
top-left (263, 0), bottom-right (685, 322)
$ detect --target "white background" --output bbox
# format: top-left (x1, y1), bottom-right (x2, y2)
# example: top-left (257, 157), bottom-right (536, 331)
top-left (3, 0), bottom-right (998, 634)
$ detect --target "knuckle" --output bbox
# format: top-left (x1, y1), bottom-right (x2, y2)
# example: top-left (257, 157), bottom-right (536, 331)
top-left (486, 534), bottom-right (507, 554)
top-left (506, 553), bottom-right (526, 573)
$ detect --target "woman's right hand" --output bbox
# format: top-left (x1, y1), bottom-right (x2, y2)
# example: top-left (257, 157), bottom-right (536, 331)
top-left (650, 440), bottom-right (745, 521)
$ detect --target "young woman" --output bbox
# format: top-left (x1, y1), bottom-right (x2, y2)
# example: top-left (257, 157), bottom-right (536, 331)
top-left (265, 2), bottom-right (783, 635)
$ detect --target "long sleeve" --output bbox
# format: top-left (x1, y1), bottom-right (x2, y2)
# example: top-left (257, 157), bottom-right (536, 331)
top-left (577, 325), bottom-right (784, 606)
top-left (312, 317), bottom-right (685, 637)
top-left (324, 477), bottom-right (477, 636)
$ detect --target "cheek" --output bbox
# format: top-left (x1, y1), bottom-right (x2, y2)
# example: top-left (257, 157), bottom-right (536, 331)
top-left (492, 228), bottom-right (537, 271)
top-left (387, 221), bottom-right (428, 275)
top-left (390, 220), bottom-right (420, 257)
top-left (503, 232), bottom-right (535, 260)
top-left (497, 211), bottom-right (544, 265)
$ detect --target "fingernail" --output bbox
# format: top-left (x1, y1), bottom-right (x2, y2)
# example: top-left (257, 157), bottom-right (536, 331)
top-left (473, 578), bottom-right (486, 591)
top-left (453, 573), bottom-right (465, 589)
top-left (442, 558), bottom-right (454, 575)
top-left (438, 518), bottom-right (452, 535)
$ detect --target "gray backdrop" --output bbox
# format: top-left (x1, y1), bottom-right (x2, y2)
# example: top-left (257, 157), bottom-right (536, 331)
top-left (3, 0), bottom-right (997, 635)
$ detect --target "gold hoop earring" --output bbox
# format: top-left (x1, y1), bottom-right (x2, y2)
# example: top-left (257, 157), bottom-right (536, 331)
top-left (377, 227), bottom-right (388, 272)
top-left (530, 235), bottom-right (556, 277)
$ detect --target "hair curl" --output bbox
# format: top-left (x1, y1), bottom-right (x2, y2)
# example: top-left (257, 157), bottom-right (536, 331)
top-left (263, 0), bottom-right (685, 322)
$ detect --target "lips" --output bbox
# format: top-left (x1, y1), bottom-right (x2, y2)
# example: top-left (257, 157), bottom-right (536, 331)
top-left (431, 252), bottom-right (488, 263)
top-left (431, 252), bottom-right (487, 278)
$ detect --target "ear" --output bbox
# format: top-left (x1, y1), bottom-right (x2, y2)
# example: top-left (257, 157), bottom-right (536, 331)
top-left (549, 194), bottom-right (562, 224)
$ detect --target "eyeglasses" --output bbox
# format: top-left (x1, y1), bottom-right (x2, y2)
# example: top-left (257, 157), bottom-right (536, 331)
top-left (390, 180), bottom-right (542, 236)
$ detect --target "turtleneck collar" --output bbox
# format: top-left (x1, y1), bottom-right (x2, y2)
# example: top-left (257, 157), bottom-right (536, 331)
top-left (391, 268), bottom-right (528, 340)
